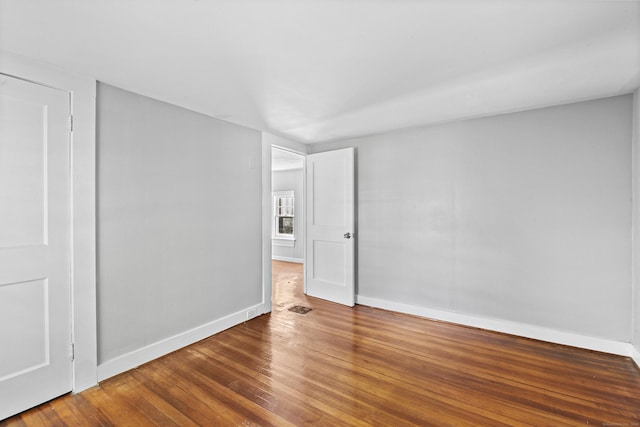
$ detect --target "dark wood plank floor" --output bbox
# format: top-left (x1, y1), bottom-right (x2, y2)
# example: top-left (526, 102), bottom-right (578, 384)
top-left (3, 260), bottom-right (640, 426)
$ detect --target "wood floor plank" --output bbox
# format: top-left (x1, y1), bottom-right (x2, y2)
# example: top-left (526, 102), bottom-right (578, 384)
top-left (97, 372), bottom-right (195, 427)
top-left (2, 260), bottom-right (639, 426)
top-left (48, 397), bottom-right (91, 427)
top-left (193, 338), bottom-right (427, 426)
top-left (150, 348), bottom-right (297, 427)
top-left (241, 305), bottom-right (634, 424)
top-left (81, 380), bottom-right (153, 426)
top-left (133, 361), bottom-right (245, 425)
top-left (57, 393), bottom-right (113, 427)
top-left (229, 320), bottom-right (575, 426)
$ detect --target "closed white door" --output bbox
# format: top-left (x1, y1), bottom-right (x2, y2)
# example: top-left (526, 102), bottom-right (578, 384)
top-left (306, 148), bottom-right (355, 306)
top-left (0, 74), bottom-right (72, 419)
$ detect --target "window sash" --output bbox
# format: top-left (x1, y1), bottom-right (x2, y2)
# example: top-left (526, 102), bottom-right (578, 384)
top-left (273, 191), bottom-right (295, 238)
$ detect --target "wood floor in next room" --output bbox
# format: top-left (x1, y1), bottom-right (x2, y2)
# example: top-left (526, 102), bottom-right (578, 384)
top-left (3, 260), bottom-right (640, 426)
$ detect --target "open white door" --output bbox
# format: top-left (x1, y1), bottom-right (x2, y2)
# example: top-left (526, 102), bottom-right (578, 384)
top-left (0, 74), bottom-right (72, 419)
top-left (306, 148), bottom-right (355, 306)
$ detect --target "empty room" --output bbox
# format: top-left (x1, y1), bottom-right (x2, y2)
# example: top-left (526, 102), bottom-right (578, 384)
top-left (1, 0), bottom-right (640, 425)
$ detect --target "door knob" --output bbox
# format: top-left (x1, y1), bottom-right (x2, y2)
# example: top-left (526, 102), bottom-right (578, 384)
top-left (344, 232), bottom-right (352, 239)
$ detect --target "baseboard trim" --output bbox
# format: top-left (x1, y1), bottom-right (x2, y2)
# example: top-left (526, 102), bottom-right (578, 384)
top-left (356, 295), bottom-right (633, 358)
top-left (97, 303), bottom-right (264, 382)
top-left (272, 256), bottom-right (303, 264)
top-left (97, 296), bottom-right (639, 382)
top-left (631, 345), bottom-right (640, 368)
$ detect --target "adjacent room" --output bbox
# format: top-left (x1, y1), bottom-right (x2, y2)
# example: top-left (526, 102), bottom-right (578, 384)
top-left (1, 0), bottom-right (640, 424)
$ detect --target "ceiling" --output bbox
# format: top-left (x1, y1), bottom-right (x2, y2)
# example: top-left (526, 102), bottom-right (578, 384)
top-left (272, 148), bottom-right (304, 171)
top-left (1, 1), bottom-right (639, 144)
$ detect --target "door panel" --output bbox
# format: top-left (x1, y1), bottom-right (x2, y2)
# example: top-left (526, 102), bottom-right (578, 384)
top-left (312, 158), bottom-right (346, 227)
top-left (0, 279), bottom-right (48, 380)
top-left (0, 74), bottom-right (72, 420)
top-left (0, 94), bottom-right (47, 247)
top-left (306, 148), bottom-right (355, 306)
top-left (312, 241), bottom-right (345, 285)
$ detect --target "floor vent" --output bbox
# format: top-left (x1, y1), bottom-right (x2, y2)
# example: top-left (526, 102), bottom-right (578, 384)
top-left (289, 305), bottom-right (313, 314)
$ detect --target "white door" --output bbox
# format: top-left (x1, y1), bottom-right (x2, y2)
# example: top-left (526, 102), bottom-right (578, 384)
top-left (0, 74), bottom-right (72, 419)
top-left (306, 148), bottom-right (355, 306)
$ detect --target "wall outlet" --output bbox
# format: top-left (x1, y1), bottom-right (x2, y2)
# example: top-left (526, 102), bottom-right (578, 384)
top-left (247, 308), bottom-right (257, 320)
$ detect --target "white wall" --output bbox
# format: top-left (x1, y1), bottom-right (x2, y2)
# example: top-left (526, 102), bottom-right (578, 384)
top-left (97, 83), bottom-right (263, 371)
top-left (311, 95), bottom-right (633, 343)
top-left (633, 89), bottom-right (640, 363)
top-left (272, 168), bottom-right (304, 262)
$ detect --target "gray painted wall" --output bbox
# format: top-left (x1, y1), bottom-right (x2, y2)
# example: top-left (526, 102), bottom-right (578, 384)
top-left (311, 95), bottom-right (633, 342)
top-left (272, 168), bottom-right (304, 262)
top-left (97, 83), bottom-right (262, 364)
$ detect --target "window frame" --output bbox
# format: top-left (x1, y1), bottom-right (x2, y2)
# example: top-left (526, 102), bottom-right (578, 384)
top-left (273, 190), bottom-right (295, 240)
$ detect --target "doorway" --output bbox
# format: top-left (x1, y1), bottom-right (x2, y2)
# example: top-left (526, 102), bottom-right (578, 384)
top-left (265, 144), bottom-right (356, 310)
top-left (271, 147), bottom-right (305, 300)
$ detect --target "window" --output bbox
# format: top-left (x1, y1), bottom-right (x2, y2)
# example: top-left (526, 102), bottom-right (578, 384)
top-left (273, 191), bottom-right (295, 239)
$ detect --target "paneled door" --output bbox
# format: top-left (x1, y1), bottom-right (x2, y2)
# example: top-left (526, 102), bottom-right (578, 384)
top-left (306, 148), bottom-right (355, 306)
top-left (0, 74), bottom-right (72, 419)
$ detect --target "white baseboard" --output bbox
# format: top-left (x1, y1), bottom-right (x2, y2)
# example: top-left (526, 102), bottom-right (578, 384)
top-left (97, 296), bottom-right (638, 383)
top-left (356, 295), bottom-right (634, 358)
top-left (272, 256), bottom-right (303, 264)
top-left (631, 345), bottom-right (640, 368)
top-left (97, 303), bottom-right (264, 382)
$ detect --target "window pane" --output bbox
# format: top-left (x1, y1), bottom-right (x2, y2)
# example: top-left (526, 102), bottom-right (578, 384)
top-left (278, 217), bottom-right (293, 235)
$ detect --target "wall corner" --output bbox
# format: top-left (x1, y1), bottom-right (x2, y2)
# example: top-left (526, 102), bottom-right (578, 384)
top-left (632, 89), bottom-right (640, 356)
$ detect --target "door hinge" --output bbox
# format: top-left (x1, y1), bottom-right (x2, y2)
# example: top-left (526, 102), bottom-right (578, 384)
top-left (68, 115), bottom-right (74, 132)
top-left (71, 343), bottom-right (75, 361)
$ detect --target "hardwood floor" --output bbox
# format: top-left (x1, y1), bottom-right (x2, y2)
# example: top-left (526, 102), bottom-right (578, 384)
top-left (3, 260), bottom-right (640, 426)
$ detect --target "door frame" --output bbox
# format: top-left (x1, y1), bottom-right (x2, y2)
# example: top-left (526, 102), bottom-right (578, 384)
top-left (0, 51), bottom-right (98, 392)
top-left (271, 146), bottom-right (307, 288)
top-left (261, 135), bottom-right (309, 313)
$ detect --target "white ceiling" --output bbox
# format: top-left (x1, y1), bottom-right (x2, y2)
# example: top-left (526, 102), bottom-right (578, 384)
top-left (272, 148), bottom-right (304, 171)
top-left (1, 1), bottom-right (639, 144)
